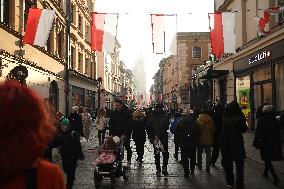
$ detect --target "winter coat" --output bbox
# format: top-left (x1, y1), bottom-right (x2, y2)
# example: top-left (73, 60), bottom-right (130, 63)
top-left (95, 116), bottom-right (107, 131)
top-left (175, 115), bottom-right (200, 148)
top-left (197, 114), bottom-right (215, 145)
top-left (0, 160), bottom-right (65, 189)
top-left (130, 117), bottom-right (147, 143)
top-left (54, 131), bottom-right (84, 164)
top-left (69, 112), bottom-right (84, 136)
top-left (109, 107), bottom-right (132, 138)
top-left (255, 112), bottom-right (283, 161)
top-left (222, 113), bottom-right (247, 160)
top-left (147, 110), bottom-right (169, 143)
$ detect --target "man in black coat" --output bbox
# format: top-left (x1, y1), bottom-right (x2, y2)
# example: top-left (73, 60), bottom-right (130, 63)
top-left (175, 109), bottom-right (199, 177)
top-left (69, 106), bottom-right (84, 137)
top-left (109, 99), bottom-right (132, 163)
top-left (147, 103), bottom-right (169, 176)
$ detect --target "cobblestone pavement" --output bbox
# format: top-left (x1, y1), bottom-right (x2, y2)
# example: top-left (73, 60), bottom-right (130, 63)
top-left (54, 127), bottom-right (284, 189)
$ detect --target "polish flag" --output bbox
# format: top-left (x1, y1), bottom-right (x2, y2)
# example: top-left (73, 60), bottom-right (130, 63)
top-left (91, 12), bottom-right (119, 53)
top-left (208, 12), bottom-right (236, 59)
top-left (151, 14), bottom-right (177, 55)
top-left (23, 8), bottom-right (55, 47)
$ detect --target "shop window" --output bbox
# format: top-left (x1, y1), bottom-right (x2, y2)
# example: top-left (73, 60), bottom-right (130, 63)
top-left (192, 47), bottom-right (201, 59)
top-left (275, 63), bottom-right (284, 111)
top-left (0, 0), bottom-right (9, 25)
top-left (253, 67), bottom-right (271, 82)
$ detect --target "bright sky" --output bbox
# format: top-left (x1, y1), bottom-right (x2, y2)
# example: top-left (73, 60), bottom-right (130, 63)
top-left (95, 0), bottom-right (214, 93)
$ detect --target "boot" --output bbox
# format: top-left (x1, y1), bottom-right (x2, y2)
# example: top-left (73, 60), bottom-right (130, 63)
top-left (262, 169), bottom-right (268, 179)
top-left (162, 166), bottom-right (168, 176)
top-left (156, 166), bottom-right (161, 175)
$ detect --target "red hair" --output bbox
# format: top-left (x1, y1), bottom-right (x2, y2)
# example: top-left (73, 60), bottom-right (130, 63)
top-left (0, 80), bottom-right (56, 183)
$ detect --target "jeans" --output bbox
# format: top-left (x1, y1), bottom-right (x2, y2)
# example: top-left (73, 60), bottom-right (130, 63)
top-left (223, 158), bottom-right (244, 189)
top-left (62, 162), bottom-right (77, 189)
top-left (197, 145), bottom-right (212, 169)
top-left (181, 146), bottom-right (196, 174)
top-left (153, 139), bottom-right (169, 169)
top-left (134, 141), bottom-right (145, 159)
top-left (98, 129), bottom-right (106, 144)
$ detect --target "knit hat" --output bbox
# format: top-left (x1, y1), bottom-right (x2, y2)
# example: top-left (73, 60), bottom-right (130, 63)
top-left (60, 118), bottom-right (70, 126)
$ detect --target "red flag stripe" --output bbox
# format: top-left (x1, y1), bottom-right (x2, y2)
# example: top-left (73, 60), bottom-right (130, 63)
top-left (209, 13), bottom-right (224, 59)
top-left (23, 8), bottom-right (42, 45)
top-left (91, 13), bottom-right (105, 51)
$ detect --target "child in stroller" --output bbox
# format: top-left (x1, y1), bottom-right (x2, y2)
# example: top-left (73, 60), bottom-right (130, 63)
top-left (93, 136), bottom-right (128, 187)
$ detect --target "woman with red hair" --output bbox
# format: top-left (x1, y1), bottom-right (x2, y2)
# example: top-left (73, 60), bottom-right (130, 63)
top-left (0, 80), bottom-right (65, 189)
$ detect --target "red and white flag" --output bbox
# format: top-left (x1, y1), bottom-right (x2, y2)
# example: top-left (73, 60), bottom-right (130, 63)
top-left (255, 6), bottom-right (284, 36)
top-left (208, 12), bottom-right (236, 59)
top-left (151, 14), bottom-right (177, 55)
top-left (91, 12), bottom-right (119, 53)
top-left (23, 8), bottom-right (55, 47)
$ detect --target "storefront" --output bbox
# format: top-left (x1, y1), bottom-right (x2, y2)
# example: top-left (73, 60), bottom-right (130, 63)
top-left (234, 39), bottom-right (284, 129)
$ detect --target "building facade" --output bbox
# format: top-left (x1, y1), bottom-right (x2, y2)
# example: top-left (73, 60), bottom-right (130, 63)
top-left (0, 0), bottom-right (96, 115)
top-left (213, 0), bottom-right (284, 129)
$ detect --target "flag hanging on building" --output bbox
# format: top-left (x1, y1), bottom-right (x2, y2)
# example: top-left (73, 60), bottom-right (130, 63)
top-left (208, 12), bottom-right (236, 59)
top-left (91, 12), bottom-right (119, 53)
top-left (151, 14), bottom-right (177, 55)
top-left (255, 6), bottom-right (284, 36)
top-left (23, 8), bottom-right (55, 47)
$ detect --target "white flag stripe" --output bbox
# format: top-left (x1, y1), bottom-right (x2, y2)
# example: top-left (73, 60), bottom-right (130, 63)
top-left (165, 15), bottom-right (177, 55)
top-left (222, 12), bottom-right (236, 54)
top-left (103, 14), bottom-right (118, 53)
top-left (152, 15), bottom-right (165, 54)
top-left (34, 9), bottom-right (55, 47)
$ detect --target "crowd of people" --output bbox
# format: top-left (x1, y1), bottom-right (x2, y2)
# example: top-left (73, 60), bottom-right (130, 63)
top-left (0, 80), bottom-right (283, 189)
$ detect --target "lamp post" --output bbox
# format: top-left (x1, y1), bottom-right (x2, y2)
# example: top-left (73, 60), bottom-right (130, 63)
top-left (96, 77), bottom-right (103, 110)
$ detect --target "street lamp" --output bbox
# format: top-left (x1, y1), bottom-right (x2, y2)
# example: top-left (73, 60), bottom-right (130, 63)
top-left (96, 77), bottom-right (103, 110)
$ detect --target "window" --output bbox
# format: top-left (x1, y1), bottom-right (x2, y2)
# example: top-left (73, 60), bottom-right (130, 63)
top-left (71, 47), bottom-right (76, 69)
top-left (56, 32), bottom-right (63, 58)
top-left (78, 15), bottom-right (83, 33)
top-left (275, 63), bottom-right (284, 111)
top-left (78, 52), bottom-right (83, 73)
top-left (192, 47), bottom-right (201, 59)
top-left (85, 24), bottom-right (90, 42)
top-left (0, 0), bottom-right (9, 25)
top-left (85, 57), bottom-right (90, 75)
top-left (71, 4), bottom-right (75, 23)
top-left (24, 0), bottom-right (33, 30)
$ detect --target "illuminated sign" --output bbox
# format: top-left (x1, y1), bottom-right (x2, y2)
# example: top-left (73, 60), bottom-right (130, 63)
top-left (248, 50), bottom-right (271, 65)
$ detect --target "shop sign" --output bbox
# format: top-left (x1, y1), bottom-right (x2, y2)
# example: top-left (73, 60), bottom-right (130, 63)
top-left (248, 50), bottom-right (271, 65)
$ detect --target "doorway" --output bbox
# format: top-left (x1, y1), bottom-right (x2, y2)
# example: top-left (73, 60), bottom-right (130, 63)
top-left (253, 81), bottom-right (272, 110)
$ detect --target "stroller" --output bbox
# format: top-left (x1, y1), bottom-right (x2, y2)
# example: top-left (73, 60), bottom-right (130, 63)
top-left (93, 136), bottom-right (128, 188)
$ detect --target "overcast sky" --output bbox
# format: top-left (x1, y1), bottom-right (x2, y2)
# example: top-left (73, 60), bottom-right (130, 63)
top-left (95, 0), bottom-right (214, 93)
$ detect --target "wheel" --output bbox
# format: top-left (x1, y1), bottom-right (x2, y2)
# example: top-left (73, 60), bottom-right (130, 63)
top-left (94, 170), bottom-right (101, 188)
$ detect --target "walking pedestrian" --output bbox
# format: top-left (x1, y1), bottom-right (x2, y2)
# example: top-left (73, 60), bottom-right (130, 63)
top-left (170, 112), bottom-right (182, 161)
top-left (54, 118), bottom-right (85, 189)
top-left (147, 103), bottom-right (170, 176)
top-left (69, 106), bottom-right (84, 137)
top-left (222, 101), bottom-right (247, 189)
top-left (211, 103), bottom-right (224, 167)
top-left (95, 108), bottom-right (107, 145)
top-left (253, 105), bottom-right (283, 186)
top-left (130, 109), bottom-right (147, 163)
top-left (196, 111), bottom-right (215, 173)
top-left (109, 98), bottom-right (132, 164)
top-left (0, 80), bottom-right (65, 189)
top-left (175, 108), bottom-right (200, 177)
top-left (81, 107), bottom-right (92, 141)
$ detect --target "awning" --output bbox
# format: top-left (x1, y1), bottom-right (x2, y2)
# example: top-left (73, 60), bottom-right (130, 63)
top-left (199, 69), bottom-right (229, 79)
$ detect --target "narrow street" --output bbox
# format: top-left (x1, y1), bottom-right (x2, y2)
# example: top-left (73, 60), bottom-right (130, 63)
top-left (53, 127), bottom-right (284, 189)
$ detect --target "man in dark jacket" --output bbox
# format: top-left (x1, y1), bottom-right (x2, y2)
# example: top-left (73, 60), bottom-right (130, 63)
top-left (54, 118), bottom-right (84, 189)
top-left (147, 103), bottom-right (169, 176)
top-left (222, 101), bottom-right (247, 189)
top-left (69, 106), bottom-right (84, 137)
top-left (109, 99), bottom-right (132, 163)
top-left (175, 109), bottom-right (199, 177)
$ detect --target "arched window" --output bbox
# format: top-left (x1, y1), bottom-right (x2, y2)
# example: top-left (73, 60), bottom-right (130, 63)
top-left (49, 81), bottom-right (59, 113)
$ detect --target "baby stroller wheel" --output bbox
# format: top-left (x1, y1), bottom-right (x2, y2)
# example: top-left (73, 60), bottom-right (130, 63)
top-left (122, 166), bottom-right (128, 182)
top-left (94, 170), bottom-right (101, 188)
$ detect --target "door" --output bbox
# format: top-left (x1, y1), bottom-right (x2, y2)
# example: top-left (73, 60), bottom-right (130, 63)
top-left (253, 82), bottom-right (272, 109)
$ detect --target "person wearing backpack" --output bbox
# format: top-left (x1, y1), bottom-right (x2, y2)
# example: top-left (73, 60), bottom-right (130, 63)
top-left (175, 108), bottom-right (200, 177)
top-left (54, 118), bottom-right (85, 189)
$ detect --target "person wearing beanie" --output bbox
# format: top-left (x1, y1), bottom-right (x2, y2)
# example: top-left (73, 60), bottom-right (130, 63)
top-left (54, 118), bottom-right (85, 189)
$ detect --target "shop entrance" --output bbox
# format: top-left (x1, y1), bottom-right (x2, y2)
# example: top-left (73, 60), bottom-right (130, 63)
top-left (253, 81), bottom-right (272, 109)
